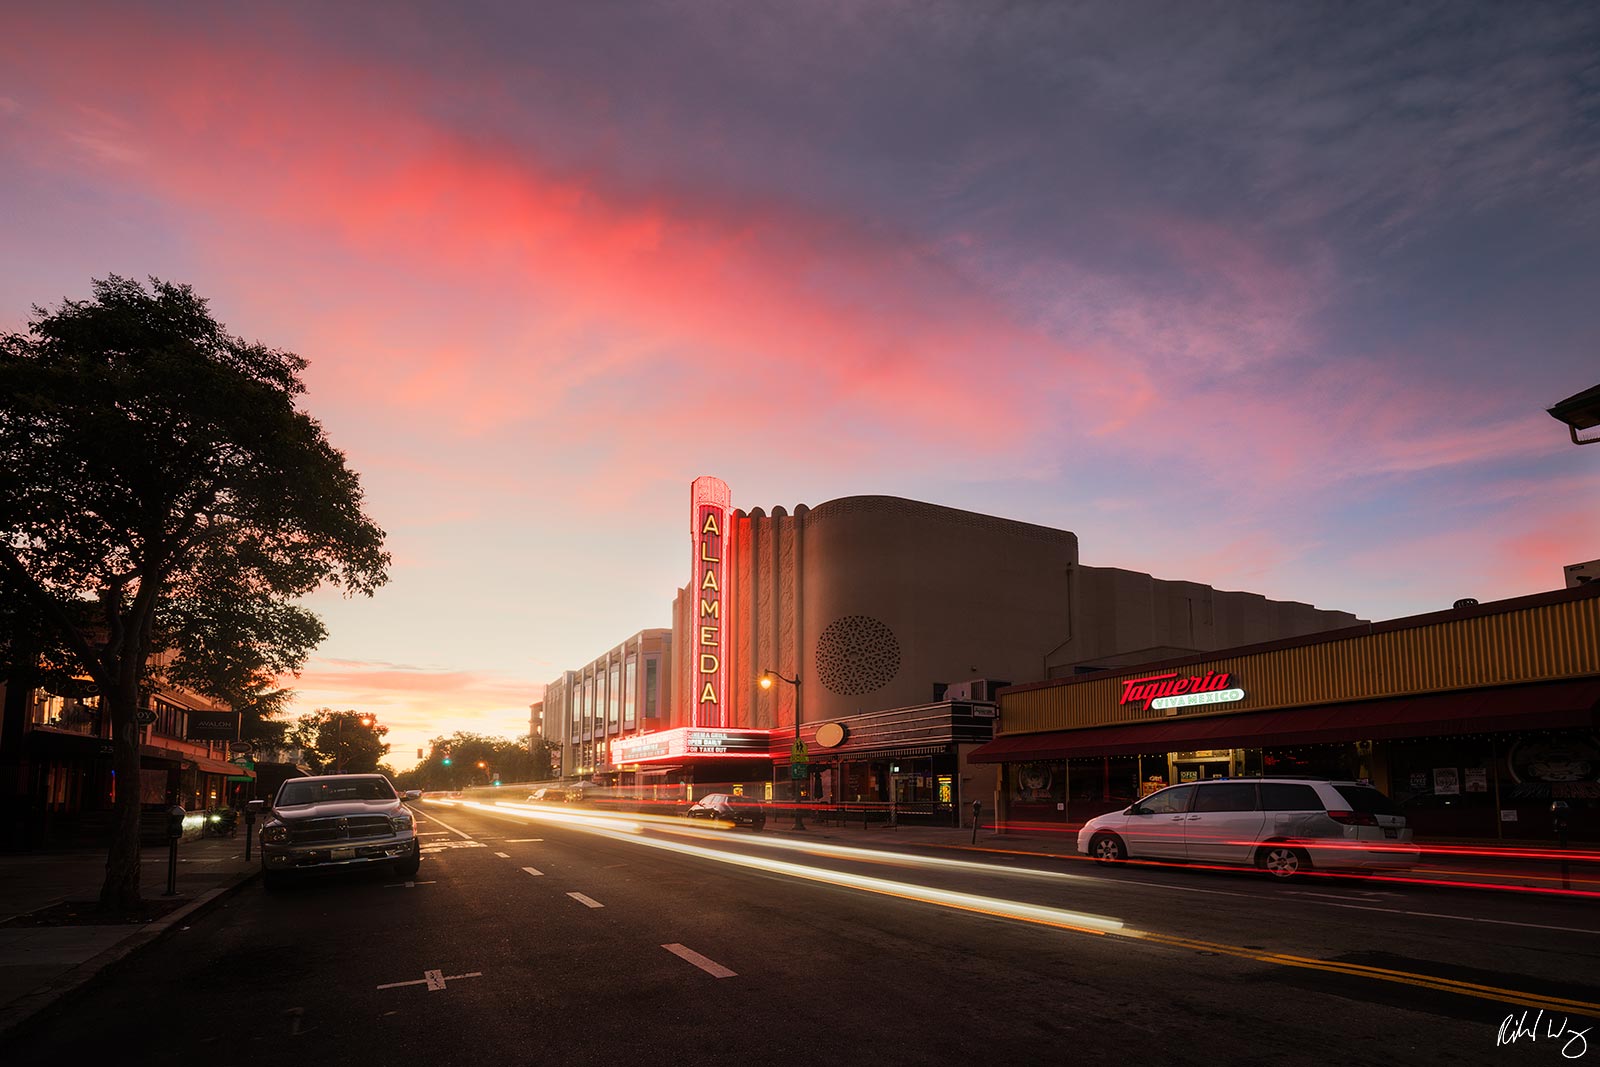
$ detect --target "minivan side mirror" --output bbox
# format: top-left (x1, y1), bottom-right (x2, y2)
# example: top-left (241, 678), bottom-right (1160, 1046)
top-left (1126, 805), bottom-right (1149, 816)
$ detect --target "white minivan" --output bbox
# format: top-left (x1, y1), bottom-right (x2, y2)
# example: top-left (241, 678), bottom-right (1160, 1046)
top-left (1076, 777), bottom-right (1419, 879)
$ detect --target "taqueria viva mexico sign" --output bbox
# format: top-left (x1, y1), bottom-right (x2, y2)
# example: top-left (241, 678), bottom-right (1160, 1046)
top-left (1120, 671), bottom-right (1245, 712)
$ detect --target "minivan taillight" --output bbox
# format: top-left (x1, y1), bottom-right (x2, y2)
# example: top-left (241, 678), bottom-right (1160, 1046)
top-left (1326, 809), bottom-right (1378, 827)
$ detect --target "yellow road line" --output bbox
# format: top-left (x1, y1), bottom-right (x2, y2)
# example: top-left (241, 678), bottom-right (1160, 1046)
top-left (1125, 930), bottom-right (1600, 1015)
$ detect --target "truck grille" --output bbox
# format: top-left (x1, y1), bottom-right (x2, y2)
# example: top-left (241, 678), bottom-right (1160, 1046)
top-left (288, 815), bottom-right (394, 843)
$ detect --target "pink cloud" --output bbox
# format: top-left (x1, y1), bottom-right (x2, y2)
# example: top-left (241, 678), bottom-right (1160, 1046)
top-left (280, 658), bottom-right (545, 771)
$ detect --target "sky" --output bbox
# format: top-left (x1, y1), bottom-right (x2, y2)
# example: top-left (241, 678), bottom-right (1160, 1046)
top-left (4, 2), bottom-right (1598, 771)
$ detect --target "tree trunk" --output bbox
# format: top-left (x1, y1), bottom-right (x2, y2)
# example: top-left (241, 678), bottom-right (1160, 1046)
top-left (98, 673), bottom-right (144, 911)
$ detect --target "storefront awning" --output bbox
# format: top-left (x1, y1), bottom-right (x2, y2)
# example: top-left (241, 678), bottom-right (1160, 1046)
top-left (970, 678), bottom-right (1600, 763)
top-left (192, 756), bottom-right (253, 778)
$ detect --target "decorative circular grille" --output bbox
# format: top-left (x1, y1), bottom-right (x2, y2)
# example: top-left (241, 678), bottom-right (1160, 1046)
top-left (815, 615), bottom-right (901, 696)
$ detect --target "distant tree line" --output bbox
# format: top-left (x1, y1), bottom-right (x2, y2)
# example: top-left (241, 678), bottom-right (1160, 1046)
top-left (394, 731), bottom-right (559, 791)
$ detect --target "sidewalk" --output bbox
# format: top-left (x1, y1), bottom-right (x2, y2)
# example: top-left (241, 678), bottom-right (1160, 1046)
top-left (0, 834), bottom-right (258, 1038)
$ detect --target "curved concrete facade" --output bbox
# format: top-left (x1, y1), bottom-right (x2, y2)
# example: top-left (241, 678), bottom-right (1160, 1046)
top-left (670, 492), bottom-right (1361, 732)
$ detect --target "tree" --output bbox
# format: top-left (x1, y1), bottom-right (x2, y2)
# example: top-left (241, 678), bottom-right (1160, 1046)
top-left (291, 709), bottom-right (388, 775)
top-left (0, 276), bottom-right (389, 910)
top-left (402, 731), bottom-right (559, 791)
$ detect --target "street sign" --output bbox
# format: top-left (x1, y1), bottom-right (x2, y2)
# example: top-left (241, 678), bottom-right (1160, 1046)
top-left (229, 741), bottom-right (252, 753)
top-left (790, 763), bottom-right (807, 780)
top-left (134, 708), bottom-right (157, 725)
top-left (231, 757), bottom-right (255, 769)
top-left (790, 739), bottom-right (808, 763)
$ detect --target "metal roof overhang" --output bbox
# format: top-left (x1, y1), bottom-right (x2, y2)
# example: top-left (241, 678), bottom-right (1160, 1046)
top-left (969, 678), bottom-right (1600, 763)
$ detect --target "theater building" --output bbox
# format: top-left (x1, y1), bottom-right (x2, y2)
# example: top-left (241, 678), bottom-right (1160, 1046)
top-left (544, 476), bottom-right (1359, 823)
top-left (972, 583), bottom-right (1600, 840)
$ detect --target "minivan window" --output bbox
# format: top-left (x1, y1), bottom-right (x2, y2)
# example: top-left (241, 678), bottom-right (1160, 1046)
top-left (1192, 783), bottom-right (1259, 812)
top-left (1139, 784), bottom-right (1196, 814)
top-left (1258, 783), bottom-right (1322, 811)
top-left (1333, 785), bottom-right (1402, 817)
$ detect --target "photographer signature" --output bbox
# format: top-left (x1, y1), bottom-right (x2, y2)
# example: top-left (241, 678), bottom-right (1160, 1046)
top-left (1498, 1009), bottom-right (1590, 1059)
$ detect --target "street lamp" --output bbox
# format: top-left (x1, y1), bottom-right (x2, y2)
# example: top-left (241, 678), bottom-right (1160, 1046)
top-left (1548, 383), bottom-right (1600, 446)
top-left (333, 713), bottom-right (376, 774)
top-left (759, 669), bottom-right (806, 830)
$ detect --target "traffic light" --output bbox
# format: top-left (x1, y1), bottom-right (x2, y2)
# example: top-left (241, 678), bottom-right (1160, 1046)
top-left (442, 753), bottom-right (452, 766)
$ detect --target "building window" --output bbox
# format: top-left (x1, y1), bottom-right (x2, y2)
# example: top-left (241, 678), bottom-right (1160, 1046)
top-left (644, 656), bottom-right (659, 719)
top-left (624, 656), bottom-right (638, 729)
top-left (609, 663), bottom-right (621, 730)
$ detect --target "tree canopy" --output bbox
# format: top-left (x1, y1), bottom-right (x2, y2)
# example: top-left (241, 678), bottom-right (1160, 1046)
top-left (0, 275), bottom-right (390, 908)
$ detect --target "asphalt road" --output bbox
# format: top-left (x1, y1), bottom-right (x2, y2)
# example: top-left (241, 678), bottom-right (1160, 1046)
top-left (5, 799), bottom-right (1597, 1067)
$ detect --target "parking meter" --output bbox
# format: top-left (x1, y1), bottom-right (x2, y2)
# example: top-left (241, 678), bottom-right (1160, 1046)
top-left (164, 805), bottom-right (185, 896)
top-left (1553, 801), bottom-right (1572, 889)
top-left (971, 799), bottom-right (983, 844)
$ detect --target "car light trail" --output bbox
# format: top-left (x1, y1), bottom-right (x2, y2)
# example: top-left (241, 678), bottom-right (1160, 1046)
top-left (424, 796), bottom-right (1600, 1014)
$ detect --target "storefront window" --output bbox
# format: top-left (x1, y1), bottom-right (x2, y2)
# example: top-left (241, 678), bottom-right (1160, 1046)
top-left (609, 662), bottom-right (621, 729)
top-left (625, 656), bottom-right (638, 728)
top-left (1012, 761), bottom-right (1066, 805)
top-left (644, 657), bottom-right (659, 718)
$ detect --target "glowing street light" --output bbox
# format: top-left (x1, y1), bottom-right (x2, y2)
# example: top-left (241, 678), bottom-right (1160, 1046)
top-left (759, 669), bottom-right (806, 831)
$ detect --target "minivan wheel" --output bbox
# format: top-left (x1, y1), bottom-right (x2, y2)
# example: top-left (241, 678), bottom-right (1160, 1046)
top-left (1258, 843), bottom-right (1309, 880)
top-left (1089, 833), bottom-right (1127, 865)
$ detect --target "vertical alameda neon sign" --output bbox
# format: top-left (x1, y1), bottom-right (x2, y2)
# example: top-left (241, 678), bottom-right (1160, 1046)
top-left (691, 476), bottom-right (732, 729)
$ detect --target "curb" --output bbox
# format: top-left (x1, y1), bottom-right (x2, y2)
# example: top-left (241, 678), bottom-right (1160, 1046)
top-left (0, 865), bottom-right (261, 1040)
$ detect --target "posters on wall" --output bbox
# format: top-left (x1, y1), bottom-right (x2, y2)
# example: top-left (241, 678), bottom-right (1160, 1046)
top-left (1464, 767), bottom-right (1488, 793)
top-left (1433, 767), bottom-right (1460, 795)
top-left (1409, 772), bottom-right (1428, 792)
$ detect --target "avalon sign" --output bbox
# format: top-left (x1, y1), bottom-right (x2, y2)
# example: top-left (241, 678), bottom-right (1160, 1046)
top-left (184, 710), bottom-right (241, 741)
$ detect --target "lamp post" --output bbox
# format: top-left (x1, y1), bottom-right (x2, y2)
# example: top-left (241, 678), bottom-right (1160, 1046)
top-left (332, 713), bottom-right (375, 774)
top-left (759, 669), bottom-right (806, 830)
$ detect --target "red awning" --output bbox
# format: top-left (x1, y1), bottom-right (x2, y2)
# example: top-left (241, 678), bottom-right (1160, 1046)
top-left (192, 756), bottom-right (253, 778)
top-left (970, 678), bottom-right (1600, 762)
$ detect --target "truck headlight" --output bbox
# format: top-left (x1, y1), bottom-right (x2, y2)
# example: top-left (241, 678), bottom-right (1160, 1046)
top-left (390, 813), bottom-right (413, 831)
top-left (262, 825), bottom-right (289, 844)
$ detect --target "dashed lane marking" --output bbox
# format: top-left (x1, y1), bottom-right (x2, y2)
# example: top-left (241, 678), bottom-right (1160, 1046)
top-left (494, 852), bottom-right (511, 858)
top-left (522, 866), bottom-right (544, 877)
top-left (662, 944), bottom-right (736, 978)
top-left (567, 892), bottom-right (603, 908)
top-left (505, 838), bottom-right (544, 843)
top-left (385, 880), bottom-right (438, 888)
top-left (414, 809), bottom-right (476, 841)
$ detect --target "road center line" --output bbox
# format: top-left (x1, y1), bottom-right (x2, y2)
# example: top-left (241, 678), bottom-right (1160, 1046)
top-left (663, 943), bottom-right (736, 978)
top-left (522, 866), bottom-right (544, 877)
top-left (567, 892), bottom-right (603, 908)
top-left (415, 809), bottom-right (476, 841)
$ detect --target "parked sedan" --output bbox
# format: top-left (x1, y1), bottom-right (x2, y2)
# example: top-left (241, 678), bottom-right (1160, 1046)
top-left (527, 787), bottom-right (569, 803)
top-left (250, 774), bottom-right (421, 889)
top-left (685, 793), bottom-right (766, 830)
top-left (1077, 777), bottom-right (1417, 879)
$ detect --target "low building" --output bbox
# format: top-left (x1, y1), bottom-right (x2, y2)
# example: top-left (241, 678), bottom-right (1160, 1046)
top-left (972, 583), bottom-right (1600, 840)
top-left (538, 476), bottom-right (1360, 824)
top-left (0, 679), bottom-right (251, 849)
